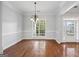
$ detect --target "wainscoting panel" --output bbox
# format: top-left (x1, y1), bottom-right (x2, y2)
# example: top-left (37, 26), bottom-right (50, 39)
top-left (2, 32), bottom-right (22, 50)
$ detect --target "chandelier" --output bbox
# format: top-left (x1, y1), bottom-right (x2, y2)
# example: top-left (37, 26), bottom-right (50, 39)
top-left (31, 2), bottom-right (39, 22)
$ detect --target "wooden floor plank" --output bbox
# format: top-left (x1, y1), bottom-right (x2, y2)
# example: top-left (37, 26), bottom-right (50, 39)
top-left (3, 39), bottom-right (79, 57)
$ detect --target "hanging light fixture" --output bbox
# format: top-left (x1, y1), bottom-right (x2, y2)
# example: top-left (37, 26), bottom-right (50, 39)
top-left (31, 2), bottom-right (39, 22)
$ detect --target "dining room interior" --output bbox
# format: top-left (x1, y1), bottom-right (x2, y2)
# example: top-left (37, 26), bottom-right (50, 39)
top-left (0, 1), bottom-right (79, 57)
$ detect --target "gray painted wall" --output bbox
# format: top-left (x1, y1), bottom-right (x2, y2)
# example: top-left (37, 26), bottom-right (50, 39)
top-left (2, 2), bottom-right (24, 50)
top-left (0, 2), bottom-right (3, 54)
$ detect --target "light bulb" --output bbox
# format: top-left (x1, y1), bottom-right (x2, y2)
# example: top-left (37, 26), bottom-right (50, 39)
top-left (30, 18), bottom-right (33, 21)
top-left (30, 18), bottom-right (35, 23)
top-left (37, 18), bottom-right (39, 21)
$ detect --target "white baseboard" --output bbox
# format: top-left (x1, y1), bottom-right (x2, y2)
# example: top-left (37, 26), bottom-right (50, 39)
top-left (3, 39), bottom-right (22, 50)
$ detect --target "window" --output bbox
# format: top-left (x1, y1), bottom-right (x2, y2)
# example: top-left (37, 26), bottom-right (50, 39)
top-left (65, 20), bottom-right (75, 36)
top-left (36, 20), bottom-right (45, 36)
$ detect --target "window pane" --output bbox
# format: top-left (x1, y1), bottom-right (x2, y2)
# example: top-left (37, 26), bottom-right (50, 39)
top-left (36, 20), bottom-right (45, 36)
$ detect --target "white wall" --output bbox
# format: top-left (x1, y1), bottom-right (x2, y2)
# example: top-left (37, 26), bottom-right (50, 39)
top-left (0, 2), bottom-right (3, 54)
top-left (2, 2), bottom-right (24, 50)
top-left (55, 13), bottom-right (64, 43)
top-left (45, 15), bottom-right (56, 39)
top-left (23, 14), bottom-right (57, 39)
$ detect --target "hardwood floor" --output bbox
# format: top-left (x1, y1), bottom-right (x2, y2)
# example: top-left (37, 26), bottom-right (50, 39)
top-left (61, 42), bottom-right (79, 57)
top-left (3, 39), bottom-right (79, 57)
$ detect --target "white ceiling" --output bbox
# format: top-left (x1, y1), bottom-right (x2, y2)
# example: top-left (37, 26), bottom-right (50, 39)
top-left (64, 3), bottom-right (79, 18)
top-left (8, 1), bottom-right (64, 15)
